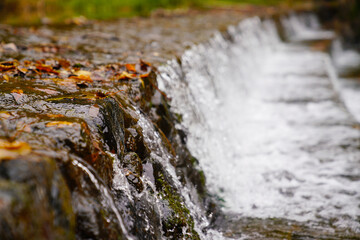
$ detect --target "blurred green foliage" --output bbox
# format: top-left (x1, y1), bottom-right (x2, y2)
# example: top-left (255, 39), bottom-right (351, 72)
top-left (0, 0), bottom-right (292, 25)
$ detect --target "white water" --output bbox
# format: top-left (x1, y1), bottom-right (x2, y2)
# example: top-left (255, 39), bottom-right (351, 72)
top-left (331, 38), bottom-right (360, 122)
top-left (159, 14), bottom-right (360, 234)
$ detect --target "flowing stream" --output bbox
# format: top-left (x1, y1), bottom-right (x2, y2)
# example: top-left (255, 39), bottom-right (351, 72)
top-left (158, 13), bottom-right (360, 237)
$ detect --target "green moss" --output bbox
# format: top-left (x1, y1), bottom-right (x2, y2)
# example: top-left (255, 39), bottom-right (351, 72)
top-left (72, 63), bottom-right (85, 68)
top-left (175, 113), bottom-right (183, 123)
top-left (156, 172), bottom-right (200, 240)
top-left (198, 170), bottom-right (206, 189)
top-left (189, 156), bottom-right (198, 166)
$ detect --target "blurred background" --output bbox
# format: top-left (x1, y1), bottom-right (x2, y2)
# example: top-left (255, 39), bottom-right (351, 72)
top-left (0, 0), bottom-right (310, 25)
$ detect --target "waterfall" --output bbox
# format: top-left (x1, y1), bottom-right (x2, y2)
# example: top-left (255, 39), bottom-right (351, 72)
top-left (158, 13), bottom-right (360, 236)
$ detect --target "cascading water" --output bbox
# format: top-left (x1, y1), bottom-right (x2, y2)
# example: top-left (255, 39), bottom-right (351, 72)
top-left (331, 39), bottom-right (360, 123)
top-left (158, 13), bottom-right (360, 237)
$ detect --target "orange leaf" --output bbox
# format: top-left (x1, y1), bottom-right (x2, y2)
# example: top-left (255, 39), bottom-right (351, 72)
top-left (46, 114), bottom-right (65, 118)
top-left (58, 59), bottom-right (71, 69)
top-left (17, 68), bottom-right (28, 75)
top-left (11, 89), bottom-right (23, 94)
top-left (69, 75), bottom-right (92, 82)
top-left (140, 72), bottom-right (150, 78)
top-left (69, 70), bottom-right (93, 82)
top-left (36, 64), bottom-right (59, 75)
top-left (126, 63), bottom-right (137, 72)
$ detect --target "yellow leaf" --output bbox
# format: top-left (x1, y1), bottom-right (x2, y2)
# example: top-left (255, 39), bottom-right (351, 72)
top-left (0, 139), bottom-right (31, 160)
top-left (70, 70), bottom-right (92, 82)
top-left (139, 78), bottom-right (145, 88)
top-left (117, 71), bottom-right (136, 80)
top-left (46, 121), bottom-right (74, 127)
top-left (74, 70), bottom-right (91, 77)
top-left (0, 112), bottom-right (11, 119)
top-left (0, 61), bottom-right (18, 71)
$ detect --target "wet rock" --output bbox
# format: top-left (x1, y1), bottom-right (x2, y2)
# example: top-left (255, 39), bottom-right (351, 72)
top-left (0, 12), bottom-right (229, 238)
top-left (1, 43), bottom-right (18, 53)
top-left (123, 152), bottom-right (143, 176)
top-left (0, 155), bottom-right (75, 240)
top-left (124, 127), bottom-right (150, 161)
top-left (61, 156), bottom-right (125, 240)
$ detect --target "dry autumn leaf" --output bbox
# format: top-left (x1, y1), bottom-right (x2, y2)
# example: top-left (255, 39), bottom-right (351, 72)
top-left (139, 78), bottom-right (145, 88)
top-left (70, 70), bottom-right (93, 82)
top-left (2, 74), bottom-right (9, 81)
top-left (58, 59), bottom-right (71, 69)
top-left (139, 59), bottom-right (151, 71)
top-left (140, 72), bottom-right (150, 78)
top-left (46, 114), bottom-right (65, 118)
top-left (0, 139), bottom-right (31, 160)
top-left (0, 112), bottom-right (12, 119)
top-left (0, 61), bottom-right (19, 71)
top-left (126, 63), bottom-right (137, 72)
top-left (36, 64), bottom-right (59, 75)
top-left (11, 89), bottom-right (23, 94)
top-left (46, 121), bottom-right (74, 127)
top-left (117, 71), bottom-right (137, 80)
top-left (69, 75), bottom-right (92, 82)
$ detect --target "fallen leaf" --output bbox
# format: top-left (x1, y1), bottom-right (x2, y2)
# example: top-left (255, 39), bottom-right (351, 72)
top-left (0, 112), bottom-right (11, 119)
top-left (58, 59), bottom-right (71, 69)
top-left (0, 61), bottom-right (18, 71)
top-left (140, 72), bottom-right (150, 78)
top-left (17, 68), bottom-right (28, 75)
top-left (46, 121), bottom-right (74, 127)
top-left (139, 78), bottom-right (145, 88)
top-left (126, 63), bottom-right (137, 72)
top-left (36, 64), bottom-right (59, 75)
top-left (0, 139), bottom-right (31, 160)
top-left (11, 89), bottom-right (23, 94)
top-left (117, 71), bottom-right (137, 80)
top-left (46, 114), bottom-right (65, 118)
top-left (140, 59), bottom-right (151, 69)
top-left (69, 70), bottom-right (92, 82)
top-left (23, 60), bottom-right (32, 66)
top-left (3, 74), bottom-right (9, 81)
top-left (74, 70), bottom-right (91, 77)
top-left (94, 91), bottom-right (107, 99)
top-left (69, 74), bottom-right (92, 82)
